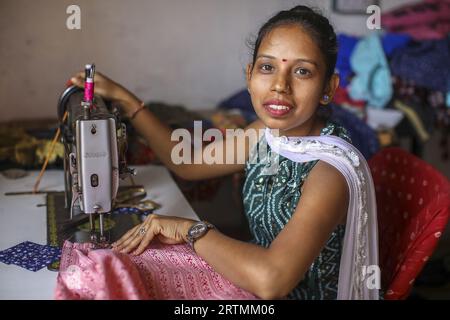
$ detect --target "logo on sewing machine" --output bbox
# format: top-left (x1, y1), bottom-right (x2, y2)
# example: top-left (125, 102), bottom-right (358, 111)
top-left (84, 151), bottom-right (107, 158)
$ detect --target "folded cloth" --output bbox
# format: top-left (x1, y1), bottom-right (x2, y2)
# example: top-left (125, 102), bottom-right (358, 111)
top-left (55, 241), bottom-right (258, 300)
top-left (390, 38), bottom-right (450, 93)
top-left (381, 0), bottom-right (450, 40)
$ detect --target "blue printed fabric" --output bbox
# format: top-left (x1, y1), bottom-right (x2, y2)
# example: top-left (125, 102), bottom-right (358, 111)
top-left (0, 241), bottom-right (61, 272)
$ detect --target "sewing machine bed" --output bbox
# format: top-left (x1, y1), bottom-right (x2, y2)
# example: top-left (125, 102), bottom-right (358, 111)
top-left (46, 191), bottom-right (143, 271)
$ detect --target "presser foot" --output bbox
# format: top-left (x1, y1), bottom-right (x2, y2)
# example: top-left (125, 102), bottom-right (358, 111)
top-left (89, 213), bottom-right (112, 249)
top-left (89, 232), bottom-right (111, 249)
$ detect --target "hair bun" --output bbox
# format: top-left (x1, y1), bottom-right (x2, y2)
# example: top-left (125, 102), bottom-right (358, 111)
top-left (289, 5), bottom-right (315, 14)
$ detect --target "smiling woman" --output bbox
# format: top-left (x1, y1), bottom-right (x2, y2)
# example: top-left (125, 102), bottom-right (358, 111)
top-left (62, 5), bottom-right (379, 300)
top-left (246, 9), bottom-right (339, 138)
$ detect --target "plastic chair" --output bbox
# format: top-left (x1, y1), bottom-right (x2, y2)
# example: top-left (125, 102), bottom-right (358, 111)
top-left (368, 147), bottom-right (450, 299)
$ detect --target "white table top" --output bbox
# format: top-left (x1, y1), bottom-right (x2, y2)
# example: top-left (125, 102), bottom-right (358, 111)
top-left (0, 165), bottom-right (197, 300)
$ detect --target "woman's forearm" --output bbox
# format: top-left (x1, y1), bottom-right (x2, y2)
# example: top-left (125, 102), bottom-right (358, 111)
top-left (119, 94), bottom-right (245, 180)
top-left (119, 95), bottom-right (192, 178)
top-left (192, 229), bottom-right (286, 299)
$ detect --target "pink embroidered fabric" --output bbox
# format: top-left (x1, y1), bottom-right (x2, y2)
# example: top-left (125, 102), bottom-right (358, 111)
top-left (55, 241), bottom-right (258, 300)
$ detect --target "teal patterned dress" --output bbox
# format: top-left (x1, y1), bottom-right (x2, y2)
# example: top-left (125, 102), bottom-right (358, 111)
top-left (242, 121), bottom-right (352, 300)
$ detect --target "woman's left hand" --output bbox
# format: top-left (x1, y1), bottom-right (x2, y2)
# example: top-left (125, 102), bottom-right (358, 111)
top-left (112, 214), bottom-right (196, 255)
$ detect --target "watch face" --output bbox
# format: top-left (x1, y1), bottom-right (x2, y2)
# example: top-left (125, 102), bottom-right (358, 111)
top-left (189, 223), bottom-right (207, 238)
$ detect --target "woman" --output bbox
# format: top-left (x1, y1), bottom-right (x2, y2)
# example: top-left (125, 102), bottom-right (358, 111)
top-left (67, 5), bottom-right (379, 300)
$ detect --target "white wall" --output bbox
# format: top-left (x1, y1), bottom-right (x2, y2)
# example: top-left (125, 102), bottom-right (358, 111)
top-left (0, 0), bottom-right (419, 121)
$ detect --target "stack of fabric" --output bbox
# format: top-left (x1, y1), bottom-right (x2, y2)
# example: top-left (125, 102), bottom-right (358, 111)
top-left (333, 0), bottom-right (450, 159)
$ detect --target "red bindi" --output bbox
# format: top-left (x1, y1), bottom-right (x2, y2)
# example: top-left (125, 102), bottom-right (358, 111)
top-left (282, 59), bottom-right (287, 62)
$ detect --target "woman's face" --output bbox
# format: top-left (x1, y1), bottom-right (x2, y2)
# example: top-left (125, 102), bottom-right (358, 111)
top-left (247, 24), bottom-right (336, 136)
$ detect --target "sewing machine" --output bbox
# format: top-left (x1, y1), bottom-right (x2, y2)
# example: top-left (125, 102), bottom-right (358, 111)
top-left (57, 64), bottom-right (134, 246)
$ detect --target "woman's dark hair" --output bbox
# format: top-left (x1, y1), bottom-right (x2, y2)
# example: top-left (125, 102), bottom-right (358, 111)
top-left (250, 5), bottom-right (338, 80)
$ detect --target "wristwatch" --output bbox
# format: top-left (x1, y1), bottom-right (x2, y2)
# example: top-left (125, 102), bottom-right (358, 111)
top-left (186, 221), bottom-right (215, 251)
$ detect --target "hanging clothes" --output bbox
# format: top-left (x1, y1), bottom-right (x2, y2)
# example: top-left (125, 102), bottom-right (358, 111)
top-left (349, 32), bottom-right (393, 109)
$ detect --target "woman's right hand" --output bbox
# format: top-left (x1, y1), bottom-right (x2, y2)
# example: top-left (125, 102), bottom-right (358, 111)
top-left (70, 71), bottom-right (137, 107)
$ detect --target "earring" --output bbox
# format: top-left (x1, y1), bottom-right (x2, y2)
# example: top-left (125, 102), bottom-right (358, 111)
top-left (323, 95), bottom-right (329, 101)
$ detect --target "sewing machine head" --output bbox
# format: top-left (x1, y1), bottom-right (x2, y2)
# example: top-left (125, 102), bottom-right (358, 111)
top-left (57, 64), bottom-right (131, 247)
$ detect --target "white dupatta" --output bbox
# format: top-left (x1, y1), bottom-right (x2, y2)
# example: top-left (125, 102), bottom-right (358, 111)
top-left (265, 128), bottom-right (379, 300)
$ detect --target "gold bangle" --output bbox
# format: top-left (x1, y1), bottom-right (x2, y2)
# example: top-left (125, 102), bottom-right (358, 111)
top-left (128, 102), bottom-right (146, 120)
